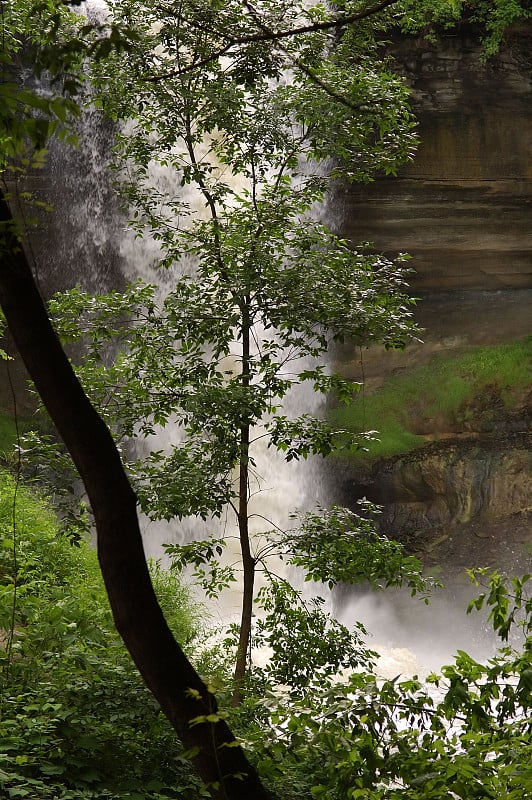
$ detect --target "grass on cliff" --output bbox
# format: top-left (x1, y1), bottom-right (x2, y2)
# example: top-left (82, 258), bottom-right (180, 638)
top-left (332, 337), bottom-right (531, 461)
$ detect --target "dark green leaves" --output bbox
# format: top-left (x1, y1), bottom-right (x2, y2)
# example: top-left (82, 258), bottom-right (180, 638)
top-left (252, 578), bottom-right (377, 689)
top-left (165, 538), bottom-right (237, 597)
top-left (278, 501), bottom-right (432, 595)
top-left (467, 569), bottom-right (532, 640)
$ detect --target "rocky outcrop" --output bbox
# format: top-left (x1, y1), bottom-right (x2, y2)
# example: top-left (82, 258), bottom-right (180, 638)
top-left (336, 24), bottom-right (532, 292)
top-left (334, 434), bottom-right (532, 575)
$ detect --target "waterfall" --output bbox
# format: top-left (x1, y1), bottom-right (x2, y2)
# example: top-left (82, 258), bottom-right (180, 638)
top-left (25, 2), bottom-right (506, 676)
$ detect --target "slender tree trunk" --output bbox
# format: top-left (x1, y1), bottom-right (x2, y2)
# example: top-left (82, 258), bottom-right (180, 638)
top-left (232, 419), bottom-right (255, 707)
top-left (232, 299), bottom-right (255, 706)
top-left (0, 193), bottom-right (274, 800)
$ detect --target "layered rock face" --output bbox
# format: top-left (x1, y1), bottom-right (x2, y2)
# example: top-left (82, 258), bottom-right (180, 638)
top-left (335, 437), bottom-right (531, 578)
top-left (333, 25), bottom-right (532, 575)
top-left (336, 24), bottom-right (532, 292)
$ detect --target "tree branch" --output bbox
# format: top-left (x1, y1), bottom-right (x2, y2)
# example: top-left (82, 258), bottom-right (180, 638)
top-left (146, 0), bottom-right (398, 80)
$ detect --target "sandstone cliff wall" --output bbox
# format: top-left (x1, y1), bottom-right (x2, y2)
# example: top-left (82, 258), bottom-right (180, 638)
top-left (337, 24), bottom-right (532, 292)
top-left (333, 25), bottom-right (532, 576)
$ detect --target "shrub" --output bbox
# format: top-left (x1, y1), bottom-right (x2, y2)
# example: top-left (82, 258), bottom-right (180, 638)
top-left (0, 469), bottom-right (203, 799)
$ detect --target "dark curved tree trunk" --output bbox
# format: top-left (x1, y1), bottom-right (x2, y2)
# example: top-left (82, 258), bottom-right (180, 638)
top-left (0, 191), bottom-right (274, 800)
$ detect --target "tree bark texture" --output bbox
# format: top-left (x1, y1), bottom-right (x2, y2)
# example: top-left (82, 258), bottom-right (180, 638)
top-left (0, 192), bottom-right (273, 800)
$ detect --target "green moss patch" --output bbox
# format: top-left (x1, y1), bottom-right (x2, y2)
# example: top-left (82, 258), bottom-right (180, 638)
top-left (331, 338), bottom-right (532, 461)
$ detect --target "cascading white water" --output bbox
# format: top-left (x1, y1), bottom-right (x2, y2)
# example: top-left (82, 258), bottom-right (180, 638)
top-left (75, 111), bottom-right (330, 626)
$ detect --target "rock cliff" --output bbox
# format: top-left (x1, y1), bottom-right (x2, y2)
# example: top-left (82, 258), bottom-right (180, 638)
top-left (336, 23), bottom-right (532, 292)
top-left (332, 24), bottom-right (532, 576)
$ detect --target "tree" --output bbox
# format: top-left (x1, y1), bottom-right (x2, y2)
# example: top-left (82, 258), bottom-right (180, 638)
top-left (46, 0), bottom-right (424, 705)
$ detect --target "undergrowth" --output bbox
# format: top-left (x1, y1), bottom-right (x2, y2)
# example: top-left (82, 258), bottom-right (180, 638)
top-left (0, 469), bottom-right (207, 799)
top-left (0, 412), bottom-right (20, 462)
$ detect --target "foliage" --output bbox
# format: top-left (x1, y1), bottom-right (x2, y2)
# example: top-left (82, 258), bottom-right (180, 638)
top-left (467, 568), bottom-right (532, 640)
top-left (280, 501), bottom-right (431, 595)
top-left (0, 1), bottom-right (81, 166)
top-left (14, 430), bottom-right (93, 543)
top-left (1, 466), bottom-right (530, 799)
top-left (461, 0), bottom-right (532, 56)
top-left (250, 578), bottom-right (378, 691)
top-left (396, 0), bottom-right (532, 55)
top-left (331, 337), bottom-right (532, 460)
top-left (236, 571), bottom-right (532, 800)
top-left (0, 469), bottom-right (206, 799)
top-left (0, 412), bottom-right (21, 465)
top-left (1, 1), bottom-right (531, 797)
top-left (164, 499), bottom-right (432, 599)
